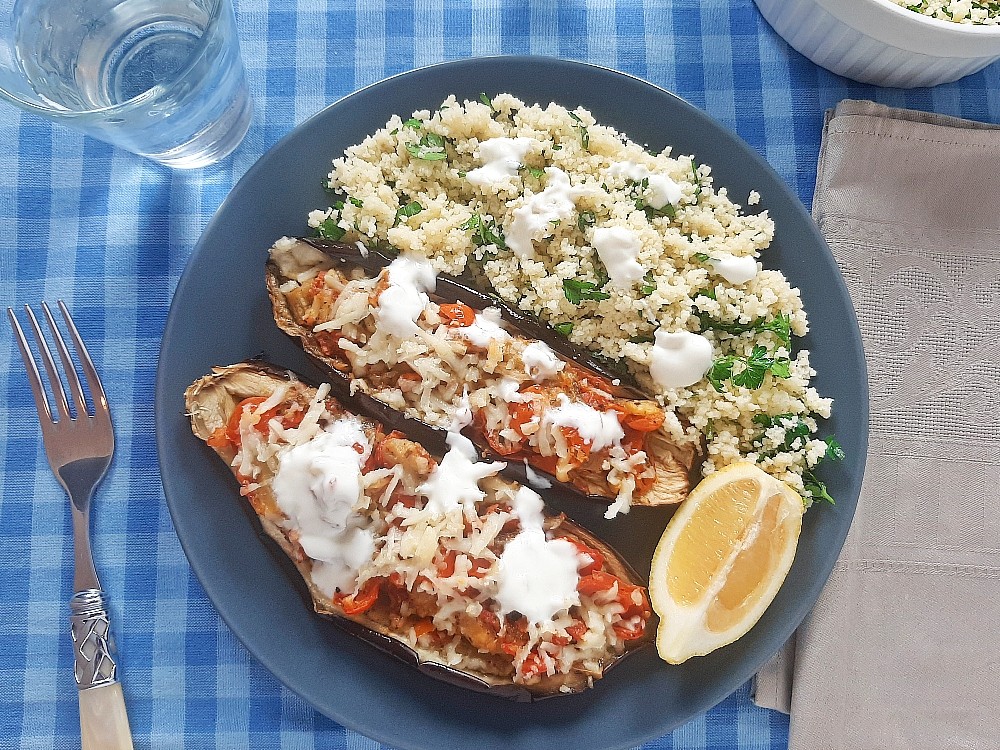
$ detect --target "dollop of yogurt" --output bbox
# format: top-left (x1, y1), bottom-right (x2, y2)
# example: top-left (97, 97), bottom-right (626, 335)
top-left (543, 394), bottom-right (624, 452)
top-left (456, 306), bottom-right (510, 348)
top-left (606, 161), bottom-right (682, 209)
top-left (592, 226), bottom-right (645, 288)
top-left (520, 341), bottom-right (565, 381)
top-left (271, 418), bottom-right (375, 598)
top-left (708, 253), bottom-right (758, 285)
top-left (648, 329), bottom-right (714, 389)
top-left (466, 137), bottom-right (535, 188)
top-left (375, 256), bottom-right (437, 338)
top-left (506, 167), bottom-right (594, 260)
top-left (495, 486), bottom-right (580, 624)
top-left (417, 431), bottom-right (506, 517)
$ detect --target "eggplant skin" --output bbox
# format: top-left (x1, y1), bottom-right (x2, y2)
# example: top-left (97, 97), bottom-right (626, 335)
top-left (265, 237), bottom-right (701, 508)
top-left (184, 361), bottom-right (652, 701)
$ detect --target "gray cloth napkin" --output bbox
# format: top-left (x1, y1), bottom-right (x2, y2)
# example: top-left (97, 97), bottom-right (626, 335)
top-left (752, 100), bottom-right (1000, 749)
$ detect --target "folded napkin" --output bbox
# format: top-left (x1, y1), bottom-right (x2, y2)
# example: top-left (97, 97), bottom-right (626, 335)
top-left (753, 100), bottom-right (1000, 749)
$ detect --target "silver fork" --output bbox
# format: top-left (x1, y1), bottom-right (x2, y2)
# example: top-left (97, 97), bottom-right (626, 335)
top-left (8, 301), bottom-right (134, 750)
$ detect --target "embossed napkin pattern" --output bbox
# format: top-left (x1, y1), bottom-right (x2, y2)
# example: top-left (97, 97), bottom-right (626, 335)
top-left (754, 100), bottom-right (1000, 750)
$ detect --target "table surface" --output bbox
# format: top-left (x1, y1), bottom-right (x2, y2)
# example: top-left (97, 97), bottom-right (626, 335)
top-left (2, 1), bottom-right (999, 748)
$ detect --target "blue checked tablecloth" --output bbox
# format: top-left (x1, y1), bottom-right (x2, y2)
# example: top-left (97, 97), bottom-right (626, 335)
top-left (2, 1), bottom-right (999, 748)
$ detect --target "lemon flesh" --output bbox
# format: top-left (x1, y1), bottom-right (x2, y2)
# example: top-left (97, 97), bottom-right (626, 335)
top-left (649, 462), bottom-right (804, 664)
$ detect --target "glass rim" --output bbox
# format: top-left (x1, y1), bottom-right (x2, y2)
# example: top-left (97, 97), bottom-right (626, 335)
top-left (0, 0), bottom-right (230, 118)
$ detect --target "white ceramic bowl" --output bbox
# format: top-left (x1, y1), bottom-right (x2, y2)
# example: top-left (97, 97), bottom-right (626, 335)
top-left (754, 0), bottom-right (1000, 87)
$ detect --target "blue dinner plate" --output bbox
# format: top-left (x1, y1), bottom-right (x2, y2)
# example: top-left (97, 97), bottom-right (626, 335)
top-left (156, 56), bottom-right (867, 750)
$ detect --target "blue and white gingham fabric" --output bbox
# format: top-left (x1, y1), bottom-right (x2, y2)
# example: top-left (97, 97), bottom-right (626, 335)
top-left (2, 1), bottom-right (999, 748)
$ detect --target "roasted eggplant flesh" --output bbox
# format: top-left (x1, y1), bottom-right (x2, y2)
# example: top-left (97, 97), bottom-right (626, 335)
top-left (267, 237), bottom-right (699, 515)
top-left (185, 361), bottom-right (653, 700)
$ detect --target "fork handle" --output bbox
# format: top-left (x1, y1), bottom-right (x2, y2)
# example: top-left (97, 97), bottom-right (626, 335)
top-left (80, 682), bottom-right (134, 750)
top-left (71, 590), bottom-right (134, 750)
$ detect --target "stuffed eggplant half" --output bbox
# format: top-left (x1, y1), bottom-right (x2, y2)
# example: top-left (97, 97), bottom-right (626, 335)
top-left (185, 361), bottom-right (652, 699)
top-left (267, 237), bottom-right (698, 519)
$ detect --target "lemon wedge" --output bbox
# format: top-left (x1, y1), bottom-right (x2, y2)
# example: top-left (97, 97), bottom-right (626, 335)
top-left (649, 461), bottom-right (804, 664)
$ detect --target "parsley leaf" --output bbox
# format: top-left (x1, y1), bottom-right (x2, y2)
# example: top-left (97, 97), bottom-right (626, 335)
top-left (694, 252), bottom-right (714, 263)
top-left (708, 346), bottom-right (792, 391)
top-left (568, 112), bottom-right (590, 150)
top-left (460, 213), bottom-right (507, 251)
top-left (732, 346), bottom-right (784, 389)
top-left (403, 117), bottom-right (423, 129)
top-left (577, 210), bottom-right (596, 232)
top-left (563, 278), bottom-right (611, 304)
top-left (406, 132), bottom-right (448, 161)
top-left (522, 166), bottom-right (546, 179)
top-left (316, 216), bottom-right (345, 241)
top-left (691, 160), bottom-right (703, 200)
top-left (803, 471), bottom-right (836, 505)
top-left (553, 321), bottom-right (574, 336)
top-left (697, 312), bottom-right (792, 349)
top-left (707, 357), bottom-right (735, 392)
top-left (395, 200), bottom-right (423, 224)
top-left (639, 270), bottom-right (656, 297)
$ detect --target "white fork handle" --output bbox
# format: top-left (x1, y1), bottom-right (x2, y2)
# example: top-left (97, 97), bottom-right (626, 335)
top-left (80, 682), bottom-right (134, 750)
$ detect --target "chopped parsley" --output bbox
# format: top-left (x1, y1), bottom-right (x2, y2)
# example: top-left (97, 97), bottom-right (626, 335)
top-left (639, 270), bottom-right (656, 297)
top-left (406, 132), bottom-right (448, 161)
top-left (691, 160), bottom-right (703, 200)
top-left (461, 213), bottom-right (506, 250)
top-left (707, 345), bottom-right (791, 392)
top-left (563, 278), bottom-right (611, 304)
top-left (522, 166), bottom-right (546, 179)
top-left (697, 312), bottom-right (792, 349)
top-left (577, 210), bottom-right (596, 232)
top-left (568, 112), bottom-right (590, 150)
top-left (554, 321), bottom-right (574, 336)
top-left (403, 117), bottom-right (423, 130)
top-left (395, 200), bottom-right (423, 225)
top-left (629, 334), bottom-right (654, 344)
top-left (694, 252), bottom-right (715, 263)
top-left (316, 216), bottom-right (345, 241)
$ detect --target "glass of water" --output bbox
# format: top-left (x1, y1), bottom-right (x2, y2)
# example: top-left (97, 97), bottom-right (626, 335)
top-left (0, 0), bottom-right (252, 168)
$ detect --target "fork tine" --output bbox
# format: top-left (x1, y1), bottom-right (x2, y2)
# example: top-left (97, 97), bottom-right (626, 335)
top-left (23, 304), bottom-right (72, 422)
top-left (57, 300), bottom-right (109, 422)
top-left (7, 307), bottom-right (54, 424)
top-left (42, 301), bottom-right (92, 420)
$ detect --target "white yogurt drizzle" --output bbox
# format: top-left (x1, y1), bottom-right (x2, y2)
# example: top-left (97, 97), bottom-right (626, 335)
top-left (648, 328), bottom-right (714, 389)
top-left (543, 394), bottom-right (624, 452)
top-left (466, 137), bottom-right (535, 188)
top-left (606, 161), bottom-right (682, 209)
top-left (506, 167), bottom-right (594, 260)
top-left (495, 486), bottom-right (580, 624)
top-left (520, 340), bottom-right (565, 382)
top-left (523, 459), bottom-right (552, 490)
top-left (375, 256), bottom-right (437, 338)
top-left (456, 306), bottom-right (510, 348)
top-left (271, 418), bottom-right (376, 599)
top-left (417, 430), bottom-right (506, 517)
top-left (707, 252), bottom-right (758, 285)
top-left (592, 226), bottom-right (645, 288)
